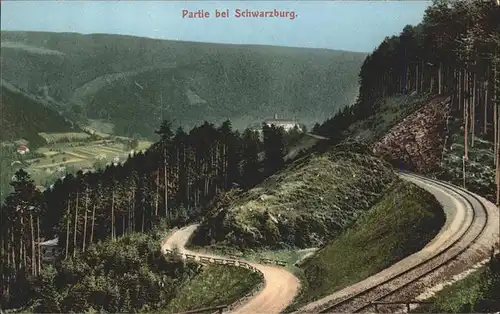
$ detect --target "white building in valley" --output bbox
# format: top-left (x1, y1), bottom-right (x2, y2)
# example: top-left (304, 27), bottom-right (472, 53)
top-left (264, 114), bottom-right (302, 132)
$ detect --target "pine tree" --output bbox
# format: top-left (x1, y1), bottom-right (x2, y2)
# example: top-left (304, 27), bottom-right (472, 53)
top-left (262, 123), bottom-right (286, 175)
top-left (241, 128), bottom-right (261, 187)
top-left (155, 120), bottom-right (174, 220)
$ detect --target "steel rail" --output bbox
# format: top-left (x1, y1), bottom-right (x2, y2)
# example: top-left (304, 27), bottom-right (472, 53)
top-left (319, 173), bottom-right (489, 313)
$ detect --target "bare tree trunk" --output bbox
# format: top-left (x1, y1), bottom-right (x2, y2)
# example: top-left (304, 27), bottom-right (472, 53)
top-left (20, 215), bottom-right (26, 270)
top-left (458, 70), bottom-right (463, 112)
top-left (463, 70), bottom-right (467, 121)
top-left (472, 73), bottom-right (476, 147)
top-left (122, 215), bottom-right (125, 236)
top-left (111, 188), bottom-right (115, 240)
top-left (82, 191), bottom-right (89, 252)
top-left (11, 232), bottom-right (16, 273)
top-left (465, 95), bottom-right (469, 160)
top-left (415, 64), bottom-right (419, 93)
top-left (485, 80), bottom-right (489, 134)
top-left (3, 228), bottom-right (9, 298)
top-left (406, 65), bottom-right (410, 93)
top-left (141, 192), bottom-right (146, 233)
top-left (65, 200), bottom-right (71, 259)
top-left (90, 204), bottom-right (96, 245)
top-left (141, 202), bottom-right (145, 233)
top-left (438, 62), bottom-right (443, 95)
top-left (463, 156), bottom-right (466, 188)
top-left (497, 115), bottom-right (500, 205)
top-left (495, 58), bottom-right (500, 204)
top-left (421, 60), bottom-right (425, 92)
top-left (131, 190), bottom-right (136, 232)
top-left (155, 170), bottom-right (159, 216)
top-left (30, 213), bottom-right (35, 275)
top-left (164, 147), bottom-right (169, 219)
top-left (495, 95), bottom-right (498, 166)
top-left (73, 190), bottom-right (79, 257)
top-left (494, 62), bottom-right (499, 167)
top-left (37, 216), bottom-right (41, 274)
top-left (128, 193), bottom-right (132, 233)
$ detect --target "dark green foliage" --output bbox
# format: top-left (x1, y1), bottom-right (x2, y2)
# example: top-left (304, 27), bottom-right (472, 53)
top-left (28, 233), bottom-right (199, 313)
top-left (3, 232), bottom-right (262, 314)
top-left (0, 169), bottom-right (44, 308)
top-left (241, 129), bottom-right (262, 188)
top-left (1, 119), bottom-right (270, 310)
top-left (283, 126), bottom-right (305, 148)
top-left (1, 31), bottom-right (366, 138)
top-left (314, 104), bottom-right (358, 143)
top-left (31, 266), bottom-right (61, 313)
top-left (314, 1), bottom-right (500, 148)
top-left (0, 85), bottom-right (79, 147)
top-left (0, 146), bottom-right (18, 203)
top-left (262, 123), bottom-right (286, 175)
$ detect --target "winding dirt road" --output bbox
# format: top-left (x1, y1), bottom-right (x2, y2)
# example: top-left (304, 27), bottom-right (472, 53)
top-left (162, 173), bottom-right (498, 314)
top-left (161, 225), bottom-right (301, 314)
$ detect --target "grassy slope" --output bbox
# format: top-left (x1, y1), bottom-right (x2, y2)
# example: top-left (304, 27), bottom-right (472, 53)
top-left (1, 31), bottom-right (366, 137)
top-left (164, 265), bottom-right (262, 313)
top-left (288, 179), bottom-right (445, 310)
top-left (191, 145), bottom-right (397, 249)
top-left (0, 85), bottom-right (78, 147)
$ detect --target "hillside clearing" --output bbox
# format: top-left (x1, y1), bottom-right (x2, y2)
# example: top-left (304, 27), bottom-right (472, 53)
top-left (191, 145), bottom-right (397, 250)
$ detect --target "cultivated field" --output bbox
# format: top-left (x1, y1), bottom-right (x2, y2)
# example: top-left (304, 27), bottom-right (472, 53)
top-left (39, 132), bottom-right (91, 143)
top-left (21, 132), bottom-right (152, 188)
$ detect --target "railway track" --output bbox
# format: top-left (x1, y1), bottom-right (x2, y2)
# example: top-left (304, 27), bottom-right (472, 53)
top-left (318, 173), bottom-right (489, 313)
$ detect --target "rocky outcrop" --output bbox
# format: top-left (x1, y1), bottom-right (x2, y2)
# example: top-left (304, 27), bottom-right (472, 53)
top-left (372, 96), bottom-right (451, 173)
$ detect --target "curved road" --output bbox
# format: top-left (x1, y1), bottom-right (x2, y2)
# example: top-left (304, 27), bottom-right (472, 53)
top-left (161, 225), bottom-right (301, 314)
top-left (162, 173), bottom-right (498, 314)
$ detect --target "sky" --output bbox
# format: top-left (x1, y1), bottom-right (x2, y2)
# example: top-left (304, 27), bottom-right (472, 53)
top-left (1, 1), bottom-right (431, 53)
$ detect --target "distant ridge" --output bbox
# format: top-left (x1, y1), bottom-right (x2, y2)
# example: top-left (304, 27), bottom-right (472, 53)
top-left (1, 30), bottom-right (366, 138)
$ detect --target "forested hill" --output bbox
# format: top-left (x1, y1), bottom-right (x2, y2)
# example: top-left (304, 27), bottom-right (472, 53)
top-left (0, 84), bottom-right (79, 147)
top-left (1, 31), bottom-right (366, 138)
top-left (315, 0), bottom-right (500, 149)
